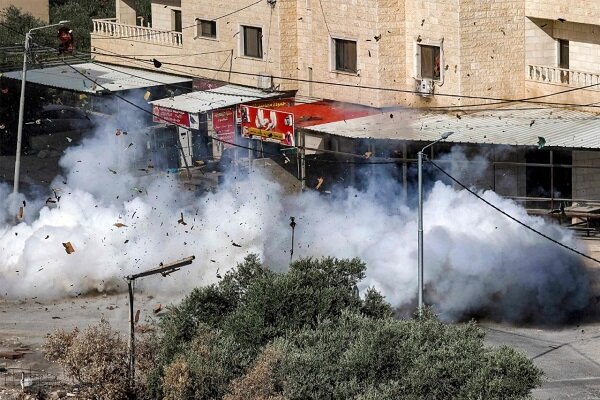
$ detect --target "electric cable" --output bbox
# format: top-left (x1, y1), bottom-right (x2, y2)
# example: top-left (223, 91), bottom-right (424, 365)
top-left (91, 0), bottom-right (265, 41)
top-left (428, 159), bottom-right (600, 265)
top-left (87, 47), bottom-right (600, 110)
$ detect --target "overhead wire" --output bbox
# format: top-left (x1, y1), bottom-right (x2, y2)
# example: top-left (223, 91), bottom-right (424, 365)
top-left (87, 46), bottom-right (600, 110)
top-left (90, 0), bottom-right (265, 41)
top-left (428, 159), bottom-right (600, 265)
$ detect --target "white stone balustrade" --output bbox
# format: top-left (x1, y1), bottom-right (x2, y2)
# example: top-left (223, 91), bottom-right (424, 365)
top-left (92, 18), bottom-right (182, 47)
top-left (527, 64), bottom-right (600, 88)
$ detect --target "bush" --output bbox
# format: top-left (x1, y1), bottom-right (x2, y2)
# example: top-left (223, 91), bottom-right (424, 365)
top-left (274, 311), bottom-right (542, 400)
top-left (43, 319), bottom-right (130, 400)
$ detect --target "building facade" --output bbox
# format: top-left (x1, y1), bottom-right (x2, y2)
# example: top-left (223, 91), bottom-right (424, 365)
top-left (92, 0), bottom-right (600, 108)
top-left (0, 0), bottom-right (49, 22)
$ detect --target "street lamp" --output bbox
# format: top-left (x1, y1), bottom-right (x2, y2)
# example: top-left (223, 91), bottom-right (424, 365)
top-left (13, 20), bottom-right (69, 194)
top-left (125, 256), bottom-right (195, 395)
top-left (417, 131), bottom-right (453, 314)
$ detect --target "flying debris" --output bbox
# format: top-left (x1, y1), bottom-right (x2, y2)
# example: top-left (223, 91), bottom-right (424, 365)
top-left (537, 136), bottom-right (546, 149)
top-left (152, 58), bottom-right (162, 68)
top-left (113, 223), bottom-right (127, 228)
top-left (232, 242), bottom-right (242, 248)
top-left (178, 212), bottom-right (187, 225)
top-left (316, 177), bottom-right (324, 190)
top-left (62, 242), bottom-right (75, 254)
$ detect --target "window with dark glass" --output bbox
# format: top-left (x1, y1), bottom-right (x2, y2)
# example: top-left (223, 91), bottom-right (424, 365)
top-left (197, 19), bottom-right (217, 38)
top-left (242, 26), bottom-right (263, 58)
top-left (172, 10), bottom-right (182, 32)
top-left (558, 39), bottom-right (569, 69)
top-left (334, 38), bottom-right (357, 73)
top-left (420, 44), bottom-right (441, 80)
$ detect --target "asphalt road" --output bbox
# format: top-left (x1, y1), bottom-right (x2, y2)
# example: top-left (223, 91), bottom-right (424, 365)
top-left (482, 321), bottom-right (600, 399)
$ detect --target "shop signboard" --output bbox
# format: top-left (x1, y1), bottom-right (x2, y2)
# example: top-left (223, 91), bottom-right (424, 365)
top-left (152, 105), bottom-right (199, 129)
top-left (212, 108), bottom-right (235, 149)
top-left (240, 105), bottom-right (295, 146)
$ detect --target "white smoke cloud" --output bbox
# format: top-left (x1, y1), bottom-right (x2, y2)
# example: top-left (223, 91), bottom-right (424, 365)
top-left (0, 112), bottom-right (592, 323)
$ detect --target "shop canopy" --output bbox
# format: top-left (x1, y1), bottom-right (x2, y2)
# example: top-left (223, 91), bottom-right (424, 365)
top-left (2, 62), bottom-right (192, 94)
top-left (305, 105), bottom-right (600, 150)
top-left (149, 84), bottom-right (282, 114)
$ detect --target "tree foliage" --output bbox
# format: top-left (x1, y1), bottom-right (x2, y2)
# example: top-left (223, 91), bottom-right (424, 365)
top-left (146, 255), bottom-right (541, 399)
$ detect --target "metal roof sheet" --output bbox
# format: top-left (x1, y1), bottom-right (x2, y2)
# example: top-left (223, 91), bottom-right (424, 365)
top-left (2, 62), bottom-right (191, 93)
top-left (305, 106), bottom-right (600, 149)
top-left (149, 84), bottom-right (281, 114)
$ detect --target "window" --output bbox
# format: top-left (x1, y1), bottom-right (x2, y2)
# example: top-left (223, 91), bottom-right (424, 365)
top-left (172, 10), bottom-right (182, 32)
top-left (196, 19), bottom-right (217, 38)
top-left (333, 38), bottom-right (357, 73)
top-left (418, 44), bottom-right (441, 80)
top-left (558, 39), bottom-right (569, 69)
top-left (242, 26), bottom-right (263, 58)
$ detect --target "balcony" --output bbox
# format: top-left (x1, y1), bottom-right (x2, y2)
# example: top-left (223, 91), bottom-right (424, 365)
top-left (526, 64), bottom-right (600, 89)
top-left (92, 18), bottom-right (182, 47)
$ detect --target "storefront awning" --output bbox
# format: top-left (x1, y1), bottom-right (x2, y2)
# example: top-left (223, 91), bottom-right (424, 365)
top-left (2, 62), bottom-right (192, 94)
top-left (149, 84), bottom-right (281, 114)
top-left (305, 106), bottom-right (600, 150)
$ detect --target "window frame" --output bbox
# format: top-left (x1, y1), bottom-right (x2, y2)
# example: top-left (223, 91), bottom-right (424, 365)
top-left (171, 9), bottom-right (182, 33)
top-left (240, 24), bottom-right (264, 59)
top-left (416, 41), bottom-right (443, 82)
top-left (195, 18), bottom-right (217, 39)
top-left (331, 37), bottom-right (358, 74)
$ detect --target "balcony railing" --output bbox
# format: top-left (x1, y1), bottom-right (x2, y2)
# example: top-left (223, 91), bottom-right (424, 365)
top-left (527, 64), bottom-right (600, 88)
top-left (92, 18), bottom-right (183, 47)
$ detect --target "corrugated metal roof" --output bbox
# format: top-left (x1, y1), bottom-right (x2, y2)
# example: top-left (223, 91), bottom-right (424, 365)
top-left (149, 84), bottom-right (281, 114)
top-left (305, 106), bottom-right (600, 149)
top-left (2, 63), bottom-right (191, 93)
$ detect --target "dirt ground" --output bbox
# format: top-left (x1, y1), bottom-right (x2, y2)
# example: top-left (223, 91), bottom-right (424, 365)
top-left (0, 291), bottom-right (181, 390)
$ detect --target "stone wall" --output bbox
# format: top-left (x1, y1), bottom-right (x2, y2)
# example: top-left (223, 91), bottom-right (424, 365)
top-left (525, 17), bottom-right (555, 67)
top-left (572, 151), bottom-right (600, 201)
top-left (92, 0), bottom-right (600, 108)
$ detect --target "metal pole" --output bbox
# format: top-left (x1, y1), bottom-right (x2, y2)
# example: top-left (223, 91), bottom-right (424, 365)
top-left (127, 279), bottom-right (135, 395)
top-left (13, 32), bottom-right (30, 195)
top-left (417, 150), bottom-right (424, 314)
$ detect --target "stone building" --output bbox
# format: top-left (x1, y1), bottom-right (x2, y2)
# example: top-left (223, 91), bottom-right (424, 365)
top-left (92, 0), bottom-right (600, 108)
top-left (86, 0), bottom-right (600, 210)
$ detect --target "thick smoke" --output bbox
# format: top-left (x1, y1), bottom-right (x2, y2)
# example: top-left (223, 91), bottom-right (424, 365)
top-left (0, 108), bottom-right (592, 323)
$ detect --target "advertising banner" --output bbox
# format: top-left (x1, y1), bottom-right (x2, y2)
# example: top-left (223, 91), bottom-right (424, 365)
top-left (212, 108), bottom-right (235, 149)
top-left (153, 105), bottom-right (199, 129)
top-left (240, 105), bottom-right (295, 146)
top-left (236, 97), bottom-right (295, 122)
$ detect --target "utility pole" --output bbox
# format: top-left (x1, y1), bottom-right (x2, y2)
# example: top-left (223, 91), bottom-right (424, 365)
top-left (125, 256), bottom-right (195, 397)
top-left (417, 132), bottom-right (453, 315)
top-left (13, 21), bottom-right (69, 195)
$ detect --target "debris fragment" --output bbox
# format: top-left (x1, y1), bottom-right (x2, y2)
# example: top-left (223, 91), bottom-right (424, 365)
top-left (153, 304), bottom-right (162, 314)
top-left (113, 223), bottom-right (127, 228)
top-left (16, 206), bottom-right (24, 220)
top-left (530, 120), bottom-right (535, 127)
top-left (144, 91), bottom-right (151, 101)
top-left (115, 129), bottom-right (122, 136)
top-left (62, 242), bottom-right (75, 254)
top-left (152, 58), bottom-right (162, 68)
top-left (232, 242), bottom-right (242, 248)
top-left (364, 151), bottom-right (373, 159)
top-left (178, 212), bottom-right (187, 225)
top-left (134, 309), bottom-right (140, 324)
top-left (316, 177), bottom-right (324, 190)
top-left (108, 168), bottom-right (117, 174)
top-left (537, 136), bottom-right (546, 149)
top-left (374, 34), bottom-right (382, 42)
